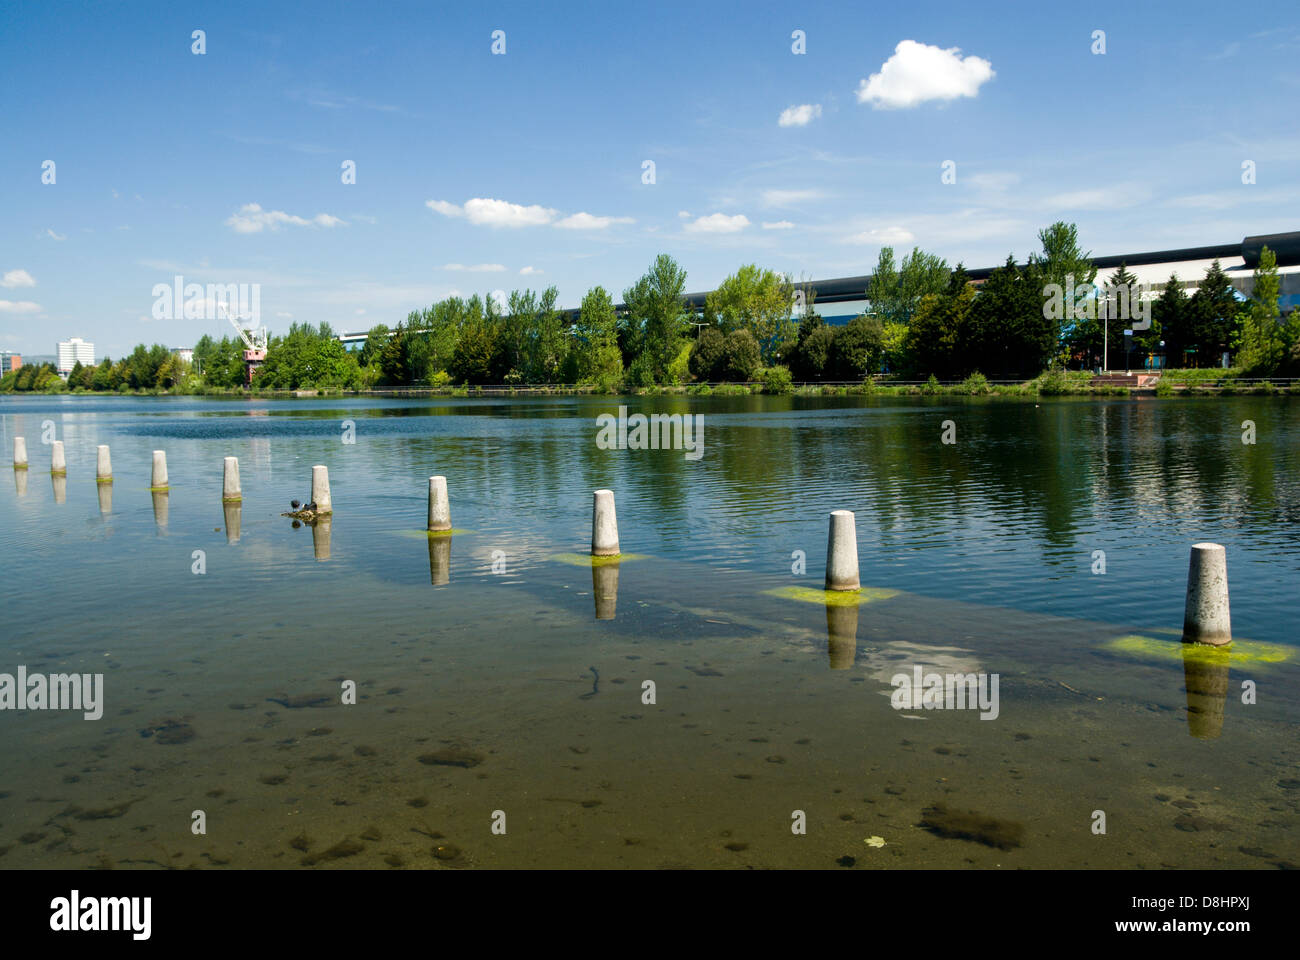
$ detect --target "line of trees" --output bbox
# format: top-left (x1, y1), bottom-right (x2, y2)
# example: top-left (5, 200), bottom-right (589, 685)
top-left (5, 222), bottom-right (1296, 395)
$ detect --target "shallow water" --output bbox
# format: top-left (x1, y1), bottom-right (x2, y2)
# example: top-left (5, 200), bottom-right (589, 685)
top-left (1, 393), bottom-right (1297, 869)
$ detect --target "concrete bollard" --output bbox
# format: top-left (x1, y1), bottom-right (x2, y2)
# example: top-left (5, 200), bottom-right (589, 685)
top-left (151, 450), bottom-right (169, 490)
top-left (96, 445), bottom-right (112, 483)
top-left (223, 501), bottom-right (241, 544)
top-left (1182, 543), bottom-right (1231, 645)
top-left (826, 604), bottom-right (859, 669)
top-left (427, 533), bottom-right (450, 585)
top-left (427, 476), bottom-right (451, 532)
top-left (591, 489), bottom-right (620, 557)
top-left (222, 457), bottom-right (241, 502)
top-left (593, 562), bottom-right (619, 620)
top-left (98, 480), bottom-right (112, 516)
top-left (50, 440), bottom-right (67, 476)
top-left (825, 510), bottom-right (860, 591)
top-left (311, 465), bottom-right (332, 514)
top-left (13, 436), bottom-right (27, 469)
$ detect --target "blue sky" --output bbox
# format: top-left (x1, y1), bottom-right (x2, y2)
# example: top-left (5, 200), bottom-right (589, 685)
top-left (2, 0), bottom-right (1298, 358)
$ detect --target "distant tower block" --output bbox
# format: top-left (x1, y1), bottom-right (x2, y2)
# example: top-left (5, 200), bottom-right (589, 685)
top-left (591, 489), bottom-right (620, 557)
top-left (50, 440), bottom-right (67, 476)
top-left (222, 457), bottom-right (241, 502)
top-left (151, 450), bottom-right (169, 490)
top-left (13, 436), bottom-right (28, 469)
top-left (825, 510), bottom-right (860, 591)
top-left (428, 476), bottom-right (451, 532)
top-left (1182, 543), bottom-right (1231, 646)
top-left (96, 445), bottom-right (112, 482)
top-left (311, 465), bottom-right (332, 514)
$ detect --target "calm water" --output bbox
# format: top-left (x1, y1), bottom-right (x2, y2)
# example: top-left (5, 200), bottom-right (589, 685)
top-left (1, 393), bottom-right (1297, 869)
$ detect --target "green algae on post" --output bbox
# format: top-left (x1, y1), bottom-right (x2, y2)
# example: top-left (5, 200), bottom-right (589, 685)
top-left (390, 528), bottom-right (472, 539)
top-left (549, 551), bottom-right (647, 567)
top-left (1102, 634), bottom-right (1293, 666)
top-left (764, 584), bottom-right (900, 607)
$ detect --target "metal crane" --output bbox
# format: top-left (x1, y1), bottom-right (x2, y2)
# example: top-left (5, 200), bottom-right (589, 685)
top-left (218, 301), bottom-right (267, 386)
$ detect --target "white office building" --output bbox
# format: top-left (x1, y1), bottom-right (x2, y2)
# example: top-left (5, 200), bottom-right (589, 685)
top-left (57, 337), bottom-right (95, 374)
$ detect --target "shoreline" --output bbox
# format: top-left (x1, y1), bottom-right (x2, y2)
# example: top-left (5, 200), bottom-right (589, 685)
top-left (3, 379), bottom-right (1298, 400)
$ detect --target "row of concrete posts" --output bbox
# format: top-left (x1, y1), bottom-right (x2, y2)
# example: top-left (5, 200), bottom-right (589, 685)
top-left (12, 436), bottom-right (1233, 647)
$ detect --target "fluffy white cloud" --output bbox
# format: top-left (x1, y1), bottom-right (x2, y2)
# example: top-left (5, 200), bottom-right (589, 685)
top-left (761, 189), bottom-right (822, 208)
top-left (46, 229), bottom-right (66, 241)
top-left (856, 40), bottom-right (994, 109)
top-left (226, 203), bottom-right (346, 233)
top-left (442, 263), bottom-right (506, 272)
top-left (846, 226), bottom-right (915, 245)
top-left (762, 221), bottom-right (795, 230)
top-left (1, 269), bottom-right (36, 288)
top-left (519, 266), bottom-right (544, 275)
top-left (685, 213), bottom-right (751, 233)
top-left (555, 212), bottom-right (635, 230)
top-left (427, 197), bottom-right (557, 227)
top-left (778, 103), bottom-right (822, 127)
top-left (0, 300), bottom-right (41, 314)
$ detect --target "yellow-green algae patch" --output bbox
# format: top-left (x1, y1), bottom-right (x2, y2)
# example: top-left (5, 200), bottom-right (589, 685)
top-left (391, 528), bottom-right (473, 539)
top-left (764, 585), bottom-right (900, 607)
top-left (548, 552), bottom-right (648, 567)
top-left (1103, 634), bottom-right (1294, 666)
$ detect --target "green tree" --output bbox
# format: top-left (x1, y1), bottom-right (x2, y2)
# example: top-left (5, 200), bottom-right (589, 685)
top-left (623, 254), bottom-right (689, 384)
top-left (575, 286), bottom-right (623, 387)
top-left (705, 264), bottom-right (796, 362)
top-left (1189, 259), bottom-right (1239, 366)
top-left (1238, 246), bottom-right (1283, 373)
top-left (866, 246), bottom-right (949, 324)
top-left (831, 315), bottom-right (886, 379)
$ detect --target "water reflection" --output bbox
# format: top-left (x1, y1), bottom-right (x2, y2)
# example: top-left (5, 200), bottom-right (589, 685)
top-left (52, 473), bottom-right (66, 504)
top-left (593, 561), bottom-right (619, 620)
top-left (14, 467), bottom-right (27, 497)
top-left (97, 481), bottom-right (112, 515)
top-left (312, 517), bottom-right (331, 561)
top-left (224, 502), bottom-right (241, 543)
top-left (152, 490), bottom-right (168, 530)
top-left (826, 604), bottom-right (858, 669)
top-left (427, 533), bottom-right (450, 585)
top-left (1182, 643), bottom-right (1230, 740)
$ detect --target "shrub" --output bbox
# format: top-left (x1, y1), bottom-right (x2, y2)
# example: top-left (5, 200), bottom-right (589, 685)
top-left (761, 365), bottom-right (793, 394)
top-left (921, 374), bottom-right (942, 395)
top-left (1154, 379), bottom-right (1174, 397)
top-left (960, 371), bottom-right (990, 395)
top-left (1036, 369), bottom-right (1069, 396)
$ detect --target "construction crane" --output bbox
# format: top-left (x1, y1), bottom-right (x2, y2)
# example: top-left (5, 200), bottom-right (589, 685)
top-left (218, 301), bottom-right (267, 386)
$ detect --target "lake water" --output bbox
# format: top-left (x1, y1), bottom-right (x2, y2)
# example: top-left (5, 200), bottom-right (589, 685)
top-left (1, 394), bottom-right (1297, 869)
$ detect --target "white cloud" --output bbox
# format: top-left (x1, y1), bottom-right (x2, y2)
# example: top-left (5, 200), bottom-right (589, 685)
top-left (46, 229), bottom-right (66, 241)
top-left (1041, 184), bottom-right (1150, 210)
top-left (442, 263), bottom-right (506, 272)
top-left (762, 221), bottom-right (795, 230)
top-left (761, 189), bottom-right (822, 208)
top-left (685, 213), bottom-right (751, 234)
top-left (426, 200), bottom-right (464, 218)
top-left (677, 210), bottom-right (691, 219)
top-left (463, 198), bottom-right (557, 227)
top-left (276, 312), bottom-right (294, 318)
top-left (778, 103), bottom-right (822, 127)
top-left (225, 203), bottom-right (346, 233)
top-left (555, 212), bottom-right (635, 230)
top-left (856, 40), bottom-right (994, 109)
top-left (1, 269), bottom-right (36, 288)
top-left (0, 300), bottom-right (41, 314)
top-left (519, 266), bottom-right (543, 275)
top-left (846, 226), bottom-right (915, 245)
